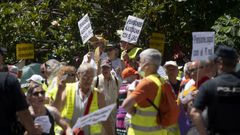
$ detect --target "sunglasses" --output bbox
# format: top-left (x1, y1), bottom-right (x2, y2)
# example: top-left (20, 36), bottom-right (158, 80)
top-left (32, 91), bottom-right (45, 97)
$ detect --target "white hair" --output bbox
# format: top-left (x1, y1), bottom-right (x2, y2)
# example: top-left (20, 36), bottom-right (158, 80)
top-left (140, 48), bottom-right (162, 67)
top-left (183, 62), bottom-right (191, 75)
top-left (77, 63), bottom-right (96, 76)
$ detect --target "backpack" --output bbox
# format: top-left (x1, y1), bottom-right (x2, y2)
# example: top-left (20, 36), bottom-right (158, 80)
top-left (95, 75), bottom-right (119, 88)
top-left (147, 77), bottom-right (180, 127)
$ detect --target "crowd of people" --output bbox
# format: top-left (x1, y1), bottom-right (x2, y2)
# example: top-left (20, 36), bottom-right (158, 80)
top-left (0, 35), bottom-right (240, 135)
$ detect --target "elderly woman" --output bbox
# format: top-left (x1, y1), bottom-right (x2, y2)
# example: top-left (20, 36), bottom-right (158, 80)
top-left (52, 63), bottom-right (113, 135)
top-left (121, 48), bottom-right (180, 135)
top-left (27, 85), bottom-right (72, 135)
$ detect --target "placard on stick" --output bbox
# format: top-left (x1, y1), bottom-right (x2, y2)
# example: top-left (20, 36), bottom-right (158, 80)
top-left (78, 14), bottom-right (94, 44)
top-left (121, 15), bottom-right (144, 44)
top-left (191, 32), bottom-right (215, 61)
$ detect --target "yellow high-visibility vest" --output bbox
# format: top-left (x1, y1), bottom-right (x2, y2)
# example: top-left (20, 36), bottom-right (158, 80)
top-left (61, 82), bottom-right (102, 134)
top-left (128, 74), bottom-right (180, 135)
top-left (128, 47), bottom-right (142, 60)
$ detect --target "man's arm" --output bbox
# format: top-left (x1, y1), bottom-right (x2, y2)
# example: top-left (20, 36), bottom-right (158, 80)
top-left (52, 81), bottom-right (67, 112)
top-left (98, 92), bottom-right (114, 135)
top-left (121, 95), bottom-right (136, 114)
top-left (17, 109), bottom-right (41, 135)
top-left (190, 107), bottom-right (207, 135)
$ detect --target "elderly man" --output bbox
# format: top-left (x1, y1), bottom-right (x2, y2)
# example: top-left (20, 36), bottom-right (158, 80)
top-left (164, 61), bottom-right (181, 96)
top-left (121, 48), bottom-right (180, 135)
top-left (190, 45), bottom-right (240, 135)
top-left (53, 63), bottom-right (113, 135)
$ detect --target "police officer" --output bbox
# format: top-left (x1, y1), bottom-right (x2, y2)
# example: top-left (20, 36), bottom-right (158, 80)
top-left (190, 45), bottom-right (240, 135)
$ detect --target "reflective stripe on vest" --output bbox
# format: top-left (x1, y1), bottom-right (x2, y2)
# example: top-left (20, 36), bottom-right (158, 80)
top-left (128, 74), bottom-right (162, 135)
top-left (130, 123), bottom-right (179, 133)
top-left (61, 83), bottom-right (102, 134)
top-left (135, 108), bottom-right (158, 116)
top-left (128, 47), bottom-right (142, 59)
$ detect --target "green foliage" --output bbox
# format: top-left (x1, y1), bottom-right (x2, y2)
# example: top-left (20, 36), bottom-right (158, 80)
top-left (1, 0), bottom-right (240, 64)
top-left (212, 14), bottom-right (240, 50)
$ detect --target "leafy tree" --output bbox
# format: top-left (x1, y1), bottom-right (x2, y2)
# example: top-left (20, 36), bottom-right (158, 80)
top-left (1, 0), bottom-right (239, 65)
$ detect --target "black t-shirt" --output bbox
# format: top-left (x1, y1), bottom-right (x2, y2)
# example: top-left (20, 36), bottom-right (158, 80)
top-left (0, 73), bottom-right (28, 131)
top-left (170, 80), bottom-right (181, 96)
top-left (193, 73), bottom-right (240, 133)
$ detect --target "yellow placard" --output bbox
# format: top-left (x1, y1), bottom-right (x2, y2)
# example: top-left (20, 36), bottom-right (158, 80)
top-left (149, 33), bottom-right (165, 54)
top-left (16, 43), bottom-right (34, 60)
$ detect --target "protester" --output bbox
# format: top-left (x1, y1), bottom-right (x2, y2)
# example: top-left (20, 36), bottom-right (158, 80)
top-left (116, 67), bottom-right (139, 135)
top-left (81, 35), bottom-right (108, 74)
top-left (41, 59), bottom-right (62, 92)
top-left (105, 43), bottom-right (125, 80)
top-left (120, 40), bottom-right (142, 70)
top-left (164, 61), bottom-right (181, 97)
top-left (0, 48), bottom-right (41, 135)
top-left (46, 65), bottom-right (76, 103)
top-left (53, 63), bottom-right (113, 135)
top-left (121, 48), bottom-right (180, 135)
top-left (92, 59), bottom-right (120, 134)
top-left (27, 84), bottom-right (72, 135)
top-left (190, 45), bottom-right (240, 135)
top-left (180, 62), bottom-right (192, 90)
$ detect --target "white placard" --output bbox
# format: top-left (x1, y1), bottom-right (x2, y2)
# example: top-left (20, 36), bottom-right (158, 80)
top-left (191, 32), bottom-right (215, 61)
top-left (34, 115), bottom-right (52, 134)
top-left (121, 15), bottom-right (144, 44)
top-left (73, 103), bottom-right (116, 129)
top-left (78, 14), bottom-right (94, 44)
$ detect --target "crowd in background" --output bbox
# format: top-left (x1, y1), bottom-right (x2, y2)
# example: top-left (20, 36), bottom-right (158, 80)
top-left (0, 35), bottom-right (240, 135)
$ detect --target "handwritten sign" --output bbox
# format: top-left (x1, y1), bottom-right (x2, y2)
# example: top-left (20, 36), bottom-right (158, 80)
top-left (121, 15), bottom-right (144, 44)
top-left (34, 116), bottom-right (51, 134)
top-left (73, 103), bottom-right (116, 129)
top-left (191, 32), bottom-right (215, 61)
top-left (78, 14), bottom-right (94, 44)
top-left (16, 43), bottom-right (34, 60)
top-left (149, 33), bottom-right (165, 54)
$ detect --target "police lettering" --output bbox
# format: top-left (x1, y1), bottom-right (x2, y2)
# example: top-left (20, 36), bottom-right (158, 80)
top-left (217, 86), bottom-right (240, 95)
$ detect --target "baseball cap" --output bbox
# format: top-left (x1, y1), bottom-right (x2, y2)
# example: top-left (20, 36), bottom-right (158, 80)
top-left (209, 45), bottom-right (238, 61)
top-left (121, 67), bottom-right (138, 79)
top-left (27, 74), bottom-right (45, 85)
top-left (101, 59), bottom-right (112, 68)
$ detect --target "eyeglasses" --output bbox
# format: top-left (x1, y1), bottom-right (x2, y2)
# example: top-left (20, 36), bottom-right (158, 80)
top-left (65, 73), bottom-right (75, 77)
top-left (32, 91), bottom-right (45, 97)
top-left (189, 66), bottom-right (204, 73)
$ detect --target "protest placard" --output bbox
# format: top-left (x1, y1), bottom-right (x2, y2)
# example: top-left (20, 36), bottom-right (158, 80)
top-left (149, 33), bottom-right (165, 54)
top-left (78, 14), bottom-right (94, 44)
top-left (121, 15), bottom-right (144, 44)
top-left (73, 103), bottom-right (116, 129)
top-left (16, 43), bottom-right (34, 60)
top-left (191, 32), bottom-right (215, 61)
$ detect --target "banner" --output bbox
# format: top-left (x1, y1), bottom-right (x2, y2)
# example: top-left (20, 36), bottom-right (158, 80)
top-left (149, 33), bottom-right (165, 54)
top-left (121, 15), bottom-right (144, 44)
top-left (191, 32), bottom-right (215, 61)
top-left (16, 43), bottom-right (34, 60)
top-left (73, 103), bottom-right (116, 129)
top-left (78, 14), bottom-right (94, 44)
